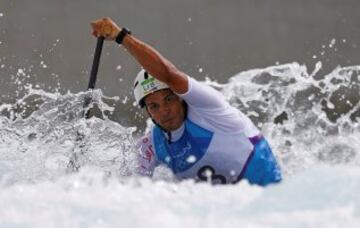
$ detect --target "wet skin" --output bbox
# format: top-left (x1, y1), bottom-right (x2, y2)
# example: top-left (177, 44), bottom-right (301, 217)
top-left (144, 89), bottom-right (185, 132)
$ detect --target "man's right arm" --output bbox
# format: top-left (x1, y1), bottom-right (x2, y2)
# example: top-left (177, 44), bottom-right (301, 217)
top-left (122, 33), bottom-right (189, 94)
top-left (90, 17), bottom-right (189, 94)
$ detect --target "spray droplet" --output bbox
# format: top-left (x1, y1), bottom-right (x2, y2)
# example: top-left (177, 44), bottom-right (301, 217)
top-left (17, 68), bottom-right (25, 76)
top-left (186, 155), bottom-right (197, 163)
top-left (40, 61), bottom-right (47, 68)
top-left (326, 101), bottom-right (335, 109)
top-left (165, 156), bottom-right (171, 163)
top-left (329, 38), bottom-right (336, 48)
top-left (122, 96), bottom-right (128, 104)
top-left (308, 94), bottom-right (315, 101)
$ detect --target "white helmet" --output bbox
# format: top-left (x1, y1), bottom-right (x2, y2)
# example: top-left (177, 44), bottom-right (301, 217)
top-left (133, 69), bottom-right (169, 107)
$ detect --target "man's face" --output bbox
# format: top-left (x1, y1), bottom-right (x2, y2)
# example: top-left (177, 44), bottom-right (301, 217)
top-left (144, 89), bottom-right (185, 131)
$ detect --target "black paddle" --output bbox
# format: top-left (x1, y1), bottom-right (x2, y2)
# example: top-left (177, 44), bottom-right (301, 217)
top-left (67, 36), bottom-right (105, 172)
top-left (83, 36), bottom-right (105, 118)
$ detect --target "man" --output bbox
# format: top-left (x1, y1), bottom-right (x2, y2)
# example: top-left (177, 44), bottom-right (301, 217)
top-left (91, 17), bottom-right (282, 186)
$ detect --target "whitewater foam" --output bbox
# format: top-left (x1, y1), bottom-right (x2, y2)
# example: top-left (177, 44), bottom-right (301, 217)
top-left (1, 62), bottom-right (360, 227)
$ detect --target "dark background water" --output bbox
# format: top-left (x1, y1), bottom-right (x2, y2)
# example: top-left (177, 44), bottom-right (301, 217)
top-left (1, 0), bottom-right (359, 128)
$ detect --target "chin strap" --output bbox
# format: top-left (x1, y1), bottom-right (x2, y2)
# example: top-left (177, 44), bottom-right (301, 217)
top-left (167, 131), bottom-right (172, 144)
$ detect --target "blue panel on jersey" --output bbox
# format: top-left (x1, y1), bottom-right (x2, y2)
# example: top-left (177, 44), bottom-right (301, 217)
top-left (242, 138), bottom-right (282, 186)
top-left (153, 119), bottom-right (213, 173)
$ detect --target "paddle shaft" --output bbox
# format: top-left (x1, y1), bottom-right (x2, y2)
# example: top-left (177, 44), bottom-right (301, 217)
top-left (88, 36), bottom-right (105, 90)
top-left (84, 36), bottom-right (104, 118)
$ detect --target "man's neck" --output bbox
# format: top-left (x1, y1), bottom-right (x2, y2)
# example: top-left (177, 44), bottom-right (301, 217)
top-left (164, 123), bottom-right (185, 142)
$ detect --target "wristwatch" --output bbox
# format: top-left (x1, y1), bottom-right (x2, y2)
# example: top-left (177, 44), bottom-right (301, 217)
top-left (115, 27), bottom-right (131, 44)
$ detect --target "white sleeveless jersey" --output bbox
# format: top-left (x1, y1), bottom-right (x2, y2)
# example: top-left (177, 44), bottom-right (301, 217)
top-left (136, 76), bottom-right (261, 184)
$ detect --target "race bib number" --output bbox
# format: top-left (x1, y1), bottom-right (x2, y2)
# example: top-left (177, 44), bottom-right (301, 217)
top-left (197, 165), bottom-right (226, 184)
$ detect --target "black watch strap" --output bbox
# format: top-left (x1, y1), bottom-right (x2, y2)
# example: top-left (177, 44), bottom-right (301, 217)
top-left (115, 28), bottom-right (131, 44)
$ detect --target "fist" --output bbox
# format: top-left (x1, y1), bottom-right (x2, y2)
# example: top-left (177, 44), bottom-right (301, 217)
top-left (90, 17), bottom-right (121, 40)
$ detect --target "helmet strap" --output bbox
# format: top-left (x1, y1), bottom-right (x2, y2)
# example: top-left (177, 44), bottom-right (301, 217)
top-left (150, 119), bottom-right (172, 144)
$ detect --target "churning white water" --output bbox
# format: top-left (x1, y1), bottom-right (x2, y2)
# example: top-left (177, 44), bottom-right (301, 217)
top-left (1, 62), bottom-right (360, 227)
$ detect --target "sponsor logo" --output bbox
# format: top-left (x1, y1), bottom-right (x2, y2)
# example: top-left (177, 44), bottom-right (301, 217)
top-left (141, 78), bottom-right (157, 94)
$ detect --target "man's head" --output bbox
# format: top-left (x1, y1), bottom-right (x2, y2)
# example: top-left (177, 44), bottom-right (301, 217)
top-left (144, 89), bottom-right (186, 131)
top-left (133, 70), bottom-right (186, 131)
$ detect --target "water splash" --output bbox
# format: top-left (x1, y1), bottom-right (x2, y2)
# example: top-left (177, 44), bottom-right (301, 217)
top-left (218, 62), bottom-right (360, 176)
top-left (1, 62), bottom-right (359, 184)
top-left (1, 62), bottom-right (360, 227)
top-left (0, 86), bottom-right (137, 185)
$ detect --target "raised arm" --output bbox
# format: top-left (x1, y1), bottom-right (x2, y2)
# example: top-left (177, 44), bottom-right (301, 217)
top-left (90, 17), bottom-right (188, 94)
